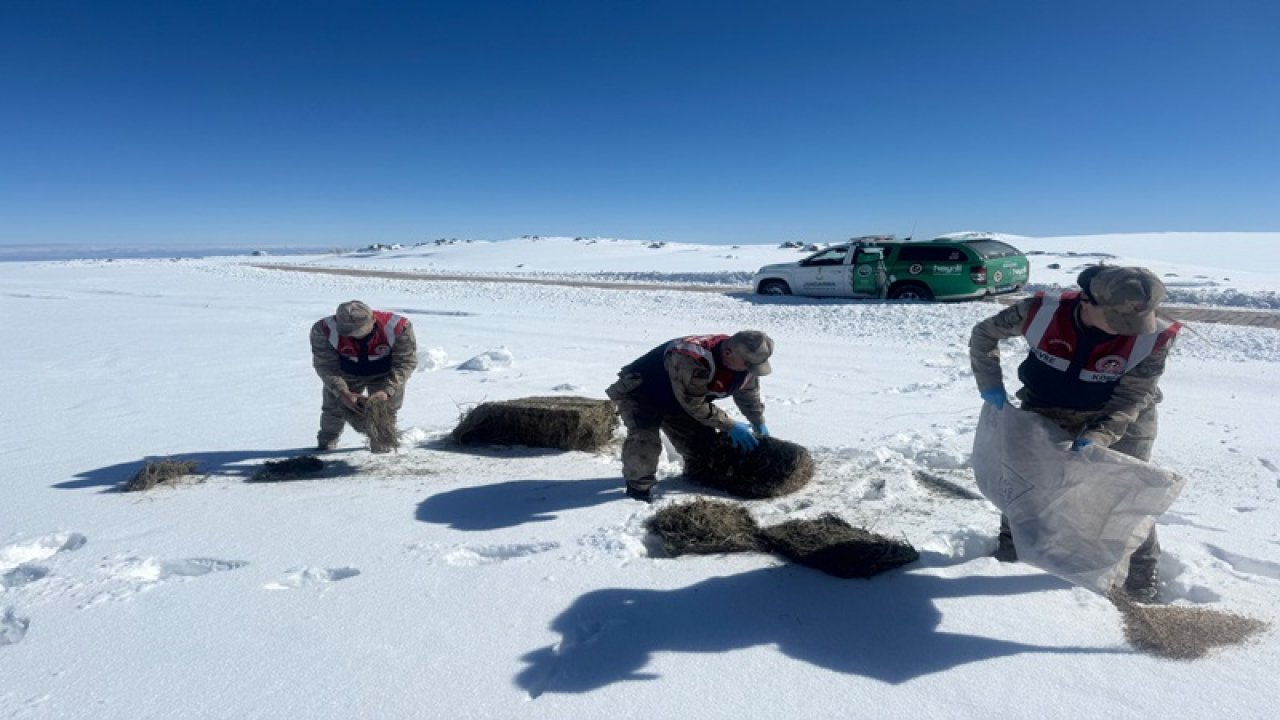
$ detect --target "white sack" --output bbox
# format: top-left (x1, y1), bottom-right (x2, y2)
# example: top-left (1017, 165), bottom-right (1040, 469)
top-left (972, 404), bottom-right (1186, 594)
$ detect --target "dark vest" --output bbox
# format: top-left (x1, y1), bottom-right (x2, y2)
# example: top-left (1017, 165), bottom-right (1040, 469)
top-left (322, 311), bottom-right (409, 377)
top-left (624, 334), bottom-right (750, 413)
top-left (1017, 292), bottom-right (1180, 410)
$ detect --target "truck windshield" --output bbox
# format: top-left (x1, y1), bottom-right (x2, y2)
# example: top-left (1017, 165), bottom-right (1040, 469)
top-left (966, 240), bottom-right (1022, 259)
top-left (803, 246), bottom-right (849, 265)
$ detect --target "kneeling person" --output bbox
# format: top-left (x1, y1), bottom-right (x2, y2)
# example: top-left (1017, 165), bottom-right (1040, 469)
top-left (607, 331), bottom-right (773, 502)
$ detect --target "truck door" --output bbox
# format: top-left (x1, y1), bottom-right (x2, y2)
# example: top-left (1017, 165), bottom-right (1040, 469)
top-left (794, 245), bottom-right (850, 296)
top-left (851, 247), bottom-right (887, 297)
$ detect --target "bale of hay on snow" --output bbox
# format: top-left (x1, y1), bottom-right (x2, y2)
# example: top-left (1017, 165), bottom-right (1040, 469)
top-left (647, 498), bottom-right (763, 556)
top-left (251, 455), bottom-right (326, 482)
top-left (681, 435), bottom-right (814, 499)
top-left (123, 458), bottom-right (201, 492)
top-left (452, 396), bottom-right (618, 451)
top-left (760, 514), bottom-right (919, 578)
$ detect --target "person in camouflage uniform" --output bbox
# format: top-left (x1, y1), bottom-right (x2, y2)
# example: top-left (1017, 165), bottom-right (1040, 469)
top-left (310, 300), bottom-right (417, 452)
top-left (606, 331), bottom-right (773, 503)
top-left (970, 265), bottom-right (1181, 602)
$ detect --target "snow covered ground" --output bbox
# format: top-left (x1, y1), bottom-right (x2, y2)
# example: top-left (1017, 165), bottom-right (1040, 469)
top-left (3, 233), bottom-right (1279, 718)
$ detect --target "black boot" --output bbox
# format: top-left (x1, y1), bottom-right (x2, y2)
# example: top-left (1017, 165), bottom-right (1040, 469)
top-left (1122, 564), bottom-right (1159, 604)
top-left (624, 476), bottom-right (656, 504)
top-left (993, 532), bottom-right (1018, 563)
top-left (1121, 529), bottom-right (1162, 603)
top-left (625, 485), bottom-right (653, 503)
top-left (992, 516), bottom-right (1018, 562)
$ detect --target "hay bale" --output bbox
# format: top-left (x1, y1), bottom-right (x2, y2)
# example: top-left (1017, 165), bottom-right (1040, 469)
top-left (647, 499), bottom-right (763, 556)
top-left (252, 455), bottom-right (325, 482)
top-left (451, 396), bottom-right (618, 451)
top-left (123, 458), bottom-right (200, 492)
top-left (681, 435), bottom-right (814, 499)
top-left (760, 514), bottom-right (919, 578)
top-left (1113, 594), bottom-right (1269, 660)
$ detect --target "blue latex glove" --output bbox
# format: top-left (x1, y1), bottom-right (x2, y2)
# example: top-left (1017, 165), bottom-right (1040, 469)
top-left (1070, 438), bottom-right (1093, 452)
top-left (727, 423), bottom-right (759, 452)
top-left (752, 422), bottom-right (770, 438)
top-left (979, 387), bottom-right (1007, 410)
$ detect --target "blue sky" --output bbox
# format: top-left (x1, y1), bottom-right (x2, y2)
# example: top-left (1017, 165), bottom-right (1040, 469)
top-left (2, 0), bottom-right (1277, 247)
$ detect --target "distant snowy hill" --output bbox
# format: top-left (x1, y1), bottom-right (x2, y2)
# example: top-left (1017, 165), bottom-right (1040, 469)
top-left (255, 232), bottom-right (1280, 307)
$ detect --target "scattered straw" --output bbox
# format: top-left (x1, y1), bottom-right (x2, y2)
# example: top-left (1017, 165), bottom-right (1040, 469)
top-left (1113, 594), bottom-right (1269, 659)
top-left (647, 499), bottom-right (763, 556)
top-left (913, 469), bottom-right (984, 501)
top-left (252, 456), bottom-right (325, 482)
top-left (123, 458), bottom-right (200, 492)
top-left (682, 435), bottom-right (814, 499)
top-left (760, 514), bottom-right (920, 578)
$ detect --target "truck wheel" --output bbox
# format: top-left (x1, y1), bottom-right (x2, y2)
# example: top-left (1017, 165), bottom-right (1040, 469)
top-left (888, 283), bottom-right (933, 301)
top-left (757, 280), bottom-right (792, 296)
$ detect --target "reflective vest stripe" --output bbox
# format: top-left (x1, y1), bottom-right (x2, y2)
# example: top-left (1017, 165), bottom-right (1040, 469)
top-left (1126, 324), bottom-right (1161, 371)
top-left (323, 317), bottom-right (340, 347)
top-left (1024, 294), bottom-right (1058, 347)
top-left (384, 313), bottom-right (406, 348)
top-left (668, 340), bottom-right (716, 374)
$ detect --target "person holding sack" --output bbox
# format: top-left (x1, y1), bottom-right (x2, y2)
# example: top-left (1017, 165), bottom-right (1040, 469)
top-left (969, 266), bottom-right (1181, 602)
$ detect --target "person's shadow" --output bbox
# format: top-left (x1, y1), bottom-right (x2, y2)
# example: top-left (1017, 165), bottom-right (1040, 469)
top-left (517, 565), bottom-right (1121, 696)
top-left (56, 448), bottom-right (360, 492)
top-left (416, 477), bottom-right (621, 530)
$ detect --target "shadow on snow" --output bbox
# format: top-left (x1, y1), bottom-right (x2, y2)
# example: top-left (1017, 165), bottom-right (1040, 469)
top-left (416, 476), bottom-right (621, 530)
top-left (517, 565), bottom-right (1120, 694)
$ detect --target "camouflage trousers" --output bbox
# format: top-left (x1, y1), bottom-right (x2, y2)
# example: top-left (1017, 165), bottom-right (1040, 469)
top-left (1001, 401), bottom-right (1162, 574)
top-left (317, 375), bottom-right (405, 446)
top-left (607, 374), bottom-right (717, 491)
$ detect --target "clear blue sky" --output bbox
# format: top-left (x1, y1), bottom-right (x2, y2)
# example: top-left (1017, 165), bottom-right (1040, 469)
top-left (2, 0), bottom-right (1277, 247)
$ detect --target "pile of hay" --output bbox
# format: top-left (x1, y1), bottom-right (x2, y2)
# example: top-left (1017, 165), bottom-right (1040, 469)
top-left (452, 396), bottom-right (618, 451)
top-left (1113, 594), bottom-right (1269, 660)
top-left (251, 455), bottom-right (325, 482)
top-left (646, 501), bottom-right (919, 579)
top-left (341, 396), bottom-right (400, 453)
top-left (123, 458), bottom-right (200, 492)
top-left (759, 514), bottom-right (920, 579)
top-left (647, 498), bottom-right (763, 555)
top-left (361, 396), bottom-right (400, 453)
top-left (681, 435), bottom-right (814, 499)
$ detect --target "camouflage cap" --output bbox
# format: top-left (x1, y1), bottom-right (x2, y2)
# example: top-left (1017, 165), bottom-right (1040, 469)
top-left (728, 330), bottom-right (774, 376)
top-left (1085, 266), bottom-right (1165, 335)
top-left (335, 300), bottom-right (375, 337)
